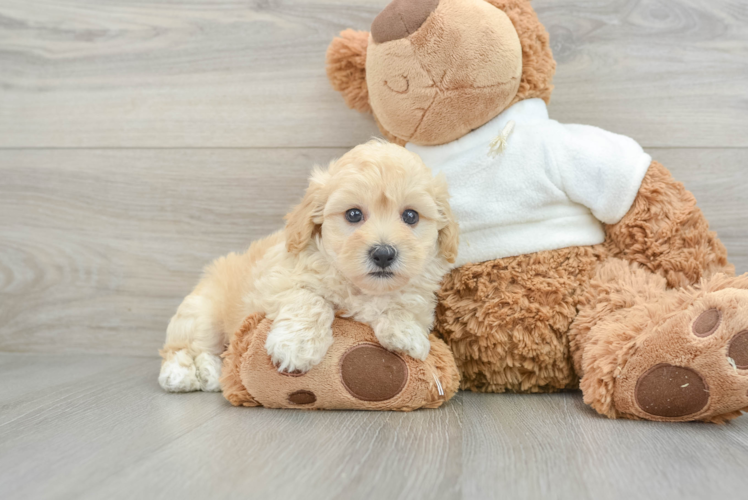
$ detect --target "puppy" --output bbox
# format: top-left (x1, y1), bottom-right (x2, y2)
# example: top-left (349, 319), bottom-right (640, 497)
top-left (158, 140), bottom-right (459, 392)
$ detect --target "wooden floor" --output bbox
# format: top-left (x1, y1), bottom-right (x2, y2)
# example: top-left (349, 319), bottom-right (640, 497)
top-left (1, 0), bottom-right (747, 498)
top-left (3, 353), bottom-right (748, 500)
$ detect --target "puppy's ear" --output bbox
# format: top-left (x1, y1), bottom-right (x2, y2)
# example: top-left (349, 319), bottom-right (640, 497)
top-left (285, 168), bottom-right (329, 254)
top-left (433, 174), bottom-right (459, 264)
top-left (326, 29), bottom-right (371, 114)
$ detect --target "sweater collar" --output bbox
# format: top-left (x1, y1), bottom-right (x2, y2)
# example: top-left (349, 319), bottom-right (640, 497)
top-left (405, 98), bottom-right (549, 168)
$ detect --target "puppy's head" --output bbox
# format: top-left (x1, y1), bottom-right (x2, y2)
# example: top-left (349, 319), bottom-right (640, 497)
top-left (285, 140), bottom-right (458, 294)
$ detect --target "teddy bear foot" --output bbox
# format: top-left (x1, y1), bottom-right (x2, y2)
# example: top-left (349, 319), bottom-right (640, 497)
top-left (221, 314), bottom-right (460, 411)
top-left (612, 278), bottom-right (748, 422)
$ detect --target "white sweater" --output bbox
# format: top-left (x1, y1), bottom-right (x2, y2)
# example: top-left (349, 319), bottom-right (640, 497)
top-left (406, 99), bottom-right (652, 267)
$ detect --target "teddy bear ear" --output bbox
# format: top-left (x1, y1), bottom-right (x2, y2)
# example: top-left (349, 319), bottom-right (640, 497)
top-left (326, 29), bottom-right (371, 114)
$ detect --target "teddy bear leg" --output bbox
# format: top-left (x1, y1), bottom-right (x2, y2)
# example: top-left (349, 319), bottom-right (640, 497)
top-left (436, 246), bottom-right (606, 393)
top-left (225, 316), bottom-right (459, 411)
top-left (570, 259), bottom-right (748, 422)
top-left (605, 161), bottom-right (734, 289)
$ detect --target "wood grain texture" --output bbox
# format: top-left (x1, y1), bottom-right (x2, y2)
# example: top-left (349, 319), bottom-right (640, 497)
top-left (543, 0), bottom-right (748, 148)
top-left (461, 391), bottom-right (748, 500)
top-left (2, 354), bottom-right (747, 500)
top-left (0, 148), bottom-right (346, 355)
top-left (1, 147), bottom-right (746, 356)
top-left (0, 0), bottom-right (746, 148)
top-left (0, 353), bottom-right (463, 500)
top-left (1, 1), bottom-right (747, 497)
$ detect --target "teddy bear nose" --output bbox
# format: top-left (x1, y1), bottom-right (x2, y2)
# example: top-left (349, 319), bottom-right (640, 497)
top-left (371, 0), bottom-right (440, 44)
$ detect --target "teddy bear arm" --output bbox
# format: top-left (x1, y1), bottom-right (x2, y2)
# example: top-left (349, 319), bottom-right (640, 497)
top-left (604, 160), bottom-right (733, 289)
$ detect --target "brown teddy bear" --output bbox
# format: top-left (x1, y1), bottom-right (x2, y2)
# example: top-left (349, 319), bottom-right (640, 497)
top-left (220, 314), bottom-right (460, 410)
top-left (326, 0), bottom-right (748, 422)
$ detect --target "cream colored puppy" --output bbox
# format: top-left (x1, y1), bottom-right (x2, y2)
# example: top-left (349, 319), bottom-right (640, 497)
top-left (158, 141), bottom-right (459, 392)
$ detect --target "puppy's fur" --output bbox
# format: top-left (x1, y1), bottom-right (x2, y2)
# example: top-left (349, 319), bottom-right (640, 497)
top-left (159, 141), bottom-right (458, 392)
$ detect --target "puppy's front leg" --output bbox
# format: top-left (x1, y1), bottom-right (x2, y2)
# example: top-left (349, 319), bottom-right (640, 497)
top-left (372, 308), bottom-right (431, 361)
top-left (265, 290), bottom-right (335, 373)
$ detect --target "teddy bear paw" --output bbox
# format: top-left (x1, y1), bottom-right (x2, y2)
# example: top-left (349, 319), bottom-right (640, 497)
top-left (615, 287), bottom-right (748, 422)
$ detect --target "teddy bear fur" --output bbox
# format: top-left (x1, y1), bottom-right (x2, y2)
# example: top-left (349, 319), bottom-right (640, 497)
top-left (437, 161), bottom-right (732, 395)
top-left (327, 0), bottom-right (555, 146)
top-left (221, 314), bottom-right (460, 411)
top-left (326, 0), bottom-right (748, 422)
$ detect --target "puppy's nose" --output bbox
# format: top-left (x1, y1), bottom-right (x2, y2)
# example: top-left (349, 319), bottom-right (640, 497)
top-left (369, 245), bottom-right (398, 269)
top-left (371, 0), bottom-right (440, 44)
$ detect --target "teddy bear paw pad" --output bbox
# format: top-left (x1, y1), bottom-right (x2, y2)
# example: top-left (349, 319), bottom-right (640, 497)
top-left (692, 308), bottom-right (722, 337)
top-left (615, 295), bottom-right (748, 421)
top-left (728, 331), bottom-right (748, 369)
top-left (288, 390), bottom-right (317, 405)
top-left (340, 344), bottom-right (408, 401)
top-left (634, 364), bottom-right (709, 418)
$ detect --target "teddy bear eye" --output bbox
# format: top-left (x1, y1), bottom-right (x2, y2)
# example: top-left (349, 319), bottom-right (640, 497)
top-left (345, 208), bottom-right (364, 223)
top-left (402, 209), bottom-right (419, 225)
top-left (384, 75), bottom-right (410, 94)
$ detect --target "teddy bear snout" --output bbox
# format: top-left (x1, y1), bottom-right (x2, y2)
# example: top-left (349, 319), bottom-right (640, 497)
top-left (371, 0), bottom-right (440, 44)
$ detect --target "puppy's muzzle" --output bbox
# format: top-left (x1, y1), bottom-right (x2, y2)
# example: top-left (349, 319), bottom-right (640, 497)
top-left (369, 245), bottom-right (398, 269)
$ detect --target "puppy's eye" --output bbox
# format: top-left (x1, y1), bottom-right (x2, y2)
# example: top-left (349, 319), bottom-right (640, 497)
top-left (345, 208), bottom-right (364, 223)
top-left (402, 209), bottom-right (419, 225)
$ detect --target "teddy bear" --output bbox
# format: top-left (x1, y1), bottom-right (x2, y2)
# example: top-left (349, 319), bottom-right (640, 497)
top-left (325, 0), bottom-right (748, 422)
top-left (220, 313), bottom-right (460, 410)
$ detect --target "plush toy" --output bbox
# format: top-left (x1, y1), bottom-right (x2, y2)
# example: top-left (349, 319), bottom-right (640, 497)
top-left (326, 0), bottom-right (748, 422)
top-left (220, 314), bottom-right (460, 410)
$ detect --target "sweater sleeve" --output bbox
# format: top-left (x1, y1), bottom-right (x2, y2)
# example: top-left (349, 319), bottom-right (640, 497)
top-left (549, 123), bottom-right (652, 224)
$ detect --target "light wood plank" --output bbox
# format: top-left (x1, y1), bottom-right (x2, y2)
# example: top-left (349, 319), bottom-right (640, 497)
top-left (0, 148), bottom-right (345, 355)
top-left (1, 147), bottom-right (746, 356)
top-left (84, 393), bottom-right (463, 500)
top-left (461, 391), bottom-right (748, 500)
top-left (0, 0), bottom-right (387, 149)
top-left (0, 0), bottom-right (746, 148)
top-left (543, 0), bottom-right (748, 148)
top-left (0, 353), bottom-right (463, 500)
top-left (0, 354), bottom-right (228, 500)
top-left (650, 147), bottom-right (748, 270)
top-left (2, 353), bottom-right (747, 500)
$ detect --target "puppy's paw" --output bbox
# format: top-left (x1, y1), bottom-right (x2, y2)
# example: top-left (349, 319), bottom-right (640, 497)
top-left (375, 321), bottom-right (431, 361)
top-left (159, 349), bottom-right (201, 392)
top-left (195, 352), bottom-right (223, 392)
top-left (265, 319), bottom-right (334, 373)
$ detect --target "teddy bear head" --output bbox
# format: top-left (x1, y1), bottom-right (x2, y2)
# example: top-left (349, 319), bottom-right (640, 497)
top-left (326, 0), bottom-right (556, 146)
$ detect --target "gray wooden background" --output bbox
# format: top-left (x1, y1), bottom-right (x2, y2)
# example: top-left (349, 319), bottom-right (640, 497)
top-left (2, 2), bottom-right (748, 500)
top-left (1, 0), bottom-right (746, 357)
